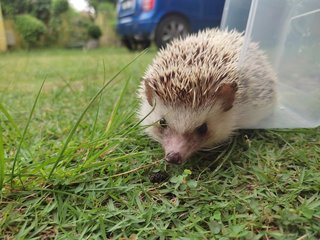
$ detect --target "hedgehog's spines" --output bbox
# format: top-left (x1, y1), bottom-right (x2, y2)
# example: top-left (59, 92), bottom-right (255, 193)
top-left (143, 28), bottom-right (248, 108)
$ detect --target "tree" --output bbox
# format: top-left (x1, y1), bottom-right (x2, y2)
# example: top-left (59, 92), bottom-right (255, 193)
top-left (85, 0), bottom-right (116, 14)
top-left (29, 0), bottom-right (52, 23)
top-left (1, 0), bottom-right (52, 23)
top-left (1, 0), bottom-right (30, 17)
top-left (52, 0), bottom-right (69, 16)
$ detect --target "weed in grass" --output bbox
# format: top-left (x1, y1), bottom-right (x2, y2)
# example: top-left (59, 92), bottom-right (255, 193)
top-left (0, 124), bottom-right (4, 190)
top-left (11, 78), bottom-right (46, 187)
top-left (0, 48), bottom-right (320, 239)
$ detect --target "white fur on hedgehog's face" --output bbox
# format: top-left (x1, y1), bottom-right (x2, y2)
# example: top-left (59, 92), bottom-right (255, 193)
top-left (138, 94), bottom-right (237, 164)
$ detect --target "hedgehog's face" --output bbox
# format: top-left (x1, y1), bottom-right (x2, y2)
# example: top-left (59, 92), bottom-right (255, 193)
top-left (139, 82), bottom-right (238, 164)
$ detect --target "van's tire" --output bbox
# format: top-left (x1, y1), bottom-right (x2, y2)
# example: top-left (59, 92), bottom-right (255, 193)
top-left (139, 40), bottom-right (151, 50)
top-left (121, 37), bottom-right (151, 51)
top-left (155, 15), bottom-right (190, 49)
top-left (121, 37), bottom-right (136, 51)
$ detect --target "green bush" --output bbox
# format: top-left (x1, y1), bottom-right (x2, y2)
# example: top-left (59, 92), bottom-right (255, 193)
top-left (87, 24), bottom-right (102, 39)
top-left (15, 14), bottom-right (47, 47)
top-left (52, 0), bottom-right (69, 16)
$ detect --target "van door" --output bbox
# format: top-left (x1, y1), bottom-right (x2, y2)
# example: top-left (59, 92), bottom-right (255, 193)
top-left (199, 0), bottom-right (225, 29)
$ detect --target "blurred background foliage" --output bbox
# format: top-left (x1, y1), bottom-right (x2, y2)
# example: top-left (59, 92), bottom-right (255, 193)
top-left (1, 0), bottom-right (119, 49)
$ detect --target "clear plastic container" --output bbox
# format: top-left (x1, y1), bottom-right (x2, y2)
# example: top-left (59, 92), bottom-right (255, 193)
top-left (221, 0), bottom-right (320, 128)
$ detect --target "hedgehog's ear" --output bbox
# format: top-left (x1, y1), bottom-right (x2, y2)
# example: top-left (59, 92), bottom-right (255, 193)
top-left (144, 80), bottom-right (154, 106)
top-left (215, 81), bottom-right (238, 112)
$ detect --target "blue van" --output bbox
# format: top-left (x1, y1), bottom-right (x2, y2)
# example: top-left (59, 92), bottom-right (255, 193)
top-left (116, 0), bottom-right (226, 50)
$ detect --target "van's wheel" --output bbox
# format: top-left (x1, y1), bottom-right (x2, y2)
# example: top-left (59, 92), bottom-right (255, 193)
top-left (138, 40), bottom-right (151, 50)
top-left (122, 37), bottom-right (151, 51)
top-left (155, 15), bottom-right (190, 49)
top-left (121, 37), bottom-right (136, 51)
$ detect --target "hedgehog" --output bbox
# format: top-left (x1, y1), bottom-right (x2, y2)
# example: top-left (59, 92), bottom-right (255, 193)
top-left (138, 28), bottom-right (277, 164)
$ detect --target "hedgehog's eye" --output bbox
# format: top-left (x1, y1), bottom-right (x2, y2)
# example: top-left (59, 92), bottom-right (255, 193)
top-left (159, 118), bottom-right (168, 128)
top-left (196, 123), bottom-right (208, 136)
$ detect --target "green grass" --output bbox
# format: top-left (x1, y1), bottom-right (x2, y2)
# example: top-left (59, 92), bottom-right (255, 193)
top-left (0, 47), bottom-right (320, 239)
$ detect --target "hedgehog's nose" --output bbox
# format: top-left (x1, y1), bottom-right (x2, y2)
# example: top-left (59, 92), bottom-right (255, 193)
top-left (165, 152), bottom-right (182, 165)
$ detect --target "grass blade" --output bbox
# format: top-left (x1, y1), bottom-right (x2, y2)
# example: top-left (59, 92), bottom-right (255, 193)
top-left (105, 77), bottom-right (130, 133)
top-left (0, 102), bottom-right (21, 137)
top-left (10, 78), bottom-right (46, 186)
top-left (0, 123), bottom-right (4, 191)
top-left (48, 49), bottom-right (148, 179)
top-left (197, 138), bottom-right (237, 181)
top-left (90, 60), bottom-right (107, 140)
top-left (117, 100), bottom-right (156, 138)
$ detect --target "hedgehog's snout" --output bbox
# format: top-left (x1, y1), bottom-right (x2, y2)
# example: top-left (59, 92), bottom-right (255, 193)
top-left (162, 134), bottom-right (195, 165)
top-left (165, 152), bottom-right (183, 165)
